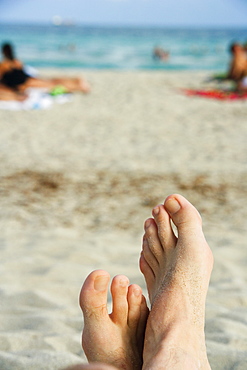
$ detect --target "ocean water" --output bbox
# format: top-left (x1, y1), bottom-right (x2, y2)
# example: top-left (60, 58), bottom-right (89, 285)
top-left (0, 24), bottom-right (247, 71)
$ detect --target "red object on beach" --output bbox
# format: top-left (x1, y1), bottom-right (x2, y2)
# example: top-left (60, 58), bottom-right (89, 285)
top-left (182, 88), bottom-right (247, 101)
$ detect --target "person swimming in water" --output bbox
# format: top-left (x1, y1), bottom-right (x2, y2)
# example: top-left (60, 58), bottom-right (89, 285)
top-left (153, 46), bottom-right (170, 62)
top-left (0, 42), bottom-right (90, 94)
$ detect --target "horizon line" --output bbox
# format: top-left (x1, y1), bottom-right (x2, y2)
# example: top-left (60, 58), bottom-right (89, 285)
top-left (1, 20), bottom-right (247, 30)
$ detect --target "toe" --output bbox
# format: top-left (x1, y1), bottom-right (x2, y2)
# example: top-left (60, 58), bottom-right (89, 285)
top-left (142, 238), bottom-right (159, 273)
top-left (110, 275), bottom-right (129, 324)
top-left (139, 251), bottom-right (155, 283)
top-left (152, 204), bottom-right (177, 249)
top-left (164, 194), bottom-right (203, 235)
top-left (144, 218), bottom-right (164, 262)
top-left (138, 295), bottom-right (149, 338)
top-left (79, 270), bottom-right (110, 317)
top-left (127, 284), bottom-right (143, 327)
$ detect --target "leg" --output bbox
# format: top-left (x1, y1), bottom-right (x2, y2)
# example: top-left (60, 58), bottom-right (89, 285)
top-left (237, 76), bottom-right (247, 92)
top-left (50, 77), bottom-right (90, 93)
top-left (79, 270), bottom-right (149, 369)
top-left (19, 76), bottom-right (90, 93)
top-left (0, 84), bottom-right (26, 101)
top-left (140, 194), bottom-right (213, 369)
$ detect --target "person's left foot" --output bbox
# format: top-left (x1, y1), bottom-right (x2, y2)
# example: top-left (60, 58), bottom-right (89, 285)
top-left (80, 270), bottom-right (149, 369)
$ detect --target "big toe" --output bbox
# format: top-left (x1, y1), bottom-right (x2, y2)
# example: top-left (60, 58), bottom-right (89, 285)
top-left (164, 194), bottom-right (203, 235)
top-left (79, 270), bottom-right (110, 316)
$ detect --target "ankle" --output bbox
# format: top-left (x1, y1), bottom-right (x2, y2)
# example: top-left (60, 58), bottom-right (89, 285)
top-left (143, 322), bottom-right (209, 370)
top-left (143, 344), bottom-right (204, 370)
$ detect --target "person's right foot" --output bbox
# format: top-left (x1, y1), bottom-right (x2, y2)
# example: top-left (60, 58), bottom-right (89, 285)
top-left (140, 194), bottom-right (213, 369)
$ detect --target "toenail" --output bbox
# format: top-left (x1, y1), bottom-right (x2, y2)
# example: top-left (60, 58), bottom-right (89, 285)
top-left (165, 198), bottom-right (181, 214)
top-left (133, 288), bottom-right (141, 297)
top-left (145, 219), bottom-right (152, 229)
top-left (94, 276), bottom-right (108, 291)
top-left (119, 278), bottom-right (128, 288)
top-left (152, 206), bottom-right (160, 216)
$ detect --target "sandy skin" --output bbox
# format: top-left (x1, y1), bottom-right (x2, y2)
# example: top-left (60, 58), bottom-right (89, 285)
top-left (79, 270), bottom-right (149, 369)
top-left (76, 194), bottom-right (213, 370)
top-left (140, 194), bottom-right (213, 369)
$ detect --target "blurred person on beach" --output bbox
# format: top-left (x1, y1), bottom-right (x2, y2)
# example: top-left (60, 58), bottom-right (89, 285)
top-left (0, 84), bottom-right (27, 101)
top-left (227, 42), bottom-right (247, 91)
top-left (65, 194), bottom-right (213, 370)
top-left (153, 46), bottom-right (170, 62)
top-left (0, 42), bottom-right (90, 98)
top-left (0, 43), bottom-right (28, 101)
top-left (243, 42), bottom-right (247, 53)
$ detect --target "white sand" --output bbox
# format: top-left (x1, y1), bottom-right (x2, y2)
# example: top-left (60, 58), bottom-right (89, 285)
top-left (0, 70), bottom-right (247, 369)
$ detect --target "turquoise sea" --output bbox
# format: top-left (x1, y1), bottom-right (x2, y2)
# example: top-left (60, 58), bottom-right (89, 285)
top-left (0, 24), bottom-right (247, 71)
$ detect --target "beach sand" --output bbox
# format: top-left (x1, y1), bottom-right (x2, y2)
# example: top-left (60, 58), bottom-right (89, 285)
top-left (0, 70), bottom-right (247, 369)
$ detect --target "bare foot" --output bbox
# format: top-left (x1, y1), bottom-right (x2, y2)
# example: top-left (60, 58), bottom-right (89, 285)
top-left (140, 194), bottom-right (213, 369)
top-left (79, 270), bottom-right (149, 369)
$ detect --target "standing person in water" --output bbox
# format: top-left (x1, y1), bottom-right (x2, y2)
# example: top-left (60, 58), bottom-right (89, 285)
top-left (0, 42), bottom-right (90, 94)
top-left (66, 194), bottom-right (213, 370)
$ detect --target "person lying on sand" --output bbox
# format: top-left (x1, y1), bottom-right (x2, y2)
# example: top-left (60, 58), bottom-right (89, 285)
top-left (0, 42), bottom-right (90, 97)
top-left (0, 83), bottom-right (27, 101)
top-left (65, 194), bottom-right (214, 370)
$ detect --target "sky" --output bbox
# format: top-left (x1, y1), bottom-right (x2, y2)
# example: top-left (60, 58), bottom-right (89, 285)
top-left (0, 0), bottom-right (247, 28)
